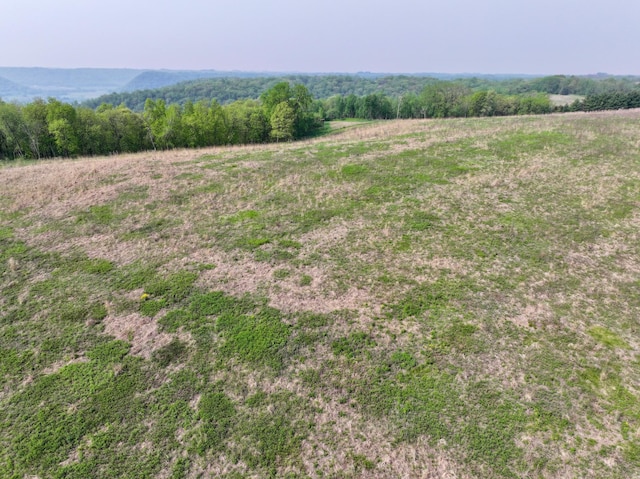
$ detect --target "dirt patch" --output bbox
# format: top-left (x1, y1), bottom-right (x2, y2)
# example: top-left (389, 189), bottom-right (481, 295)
top-left (102, 312), bottom-right (182, 359)
top-left (508, 302), bottom-right (554, 329)
top-left (181, 248), bottom-right (380, 316)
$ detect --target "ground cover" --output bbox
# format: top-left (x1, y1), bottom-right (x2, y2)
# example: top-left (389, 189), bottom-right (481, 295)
top-left (1, 110), bottom-right (639, 478)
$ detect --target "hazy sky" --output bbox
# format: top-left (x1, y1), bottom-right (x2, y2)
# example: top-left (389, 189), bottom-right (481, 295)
top-left (1, 0), bottom-right (639, 74)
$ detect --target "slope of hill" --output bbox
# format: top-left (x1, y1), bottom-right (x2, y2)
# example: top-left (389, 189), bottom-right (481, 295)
top-left (0, 75), bottom-right (36, 101)
top-left (1, 111), bottom-right (639, 478)
top-left (0, 67), bottom-right (141, 88)
top-left (84, 75), bottom-right (448, 110)
top-left (121, 70), bottom-right (288, 92)
top-left (84, 73), bottom-right (640, 112)
top-left (0, 67), bottom-right (143, 102)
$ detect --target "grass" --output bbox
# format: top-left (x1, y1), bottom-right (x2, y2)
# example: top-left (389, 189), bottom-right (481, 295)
top-left (1, 110), bottom-right (640, 478)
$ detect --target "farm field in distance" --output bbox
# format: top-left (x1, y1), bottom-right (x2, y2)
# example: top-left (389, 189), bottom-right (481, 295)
top-left (1, 110), bottom-right (639, 478)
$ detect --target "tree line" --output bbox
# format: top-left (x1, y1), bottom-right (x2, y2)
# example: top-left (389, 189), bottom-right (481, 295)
top-left (315, 86), bottom-right (554, 120)
top-left (564, 91), bottom-right (640, 112)
top-left (0, 83), bottom-right (318, 160)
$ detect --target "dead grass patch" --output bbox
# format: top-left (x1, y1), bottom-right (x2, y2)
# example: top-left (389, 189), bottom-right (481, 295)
top-left (192, 248), bottom-right (380, 316)
top-left (102, 312), bottom-right (191, 360)
top-left (300, 396), bottom-right (470, 479)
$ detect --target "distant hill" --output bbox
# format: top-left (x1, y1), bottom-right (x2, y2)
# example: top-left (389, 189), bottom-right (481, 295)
top-left (0, 75), bottom-right (36, 101)
top-left (120, 70), bottom-right (533, 93)
top-left (121, 70), bottom-right (287, 92)
top-left (83, 73), bottom-right (640, 112)
top-left (84, 75), bottom-right (446, 110)
top-left (2, 67), bottom-right (639, 107)
top-left (123, 71), bottom-right (216, 91)
top-left (0, 67), bottom-right (141, 89)
top-left (0, 67), bottom-right (143, 102)
top-left (0, 67), bottom-right (546, 104)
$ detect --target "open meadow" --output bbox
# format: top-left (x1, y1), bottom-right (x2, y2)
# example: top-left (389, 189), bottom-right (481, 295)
top-left (1, 110), bottom-right (639, 478)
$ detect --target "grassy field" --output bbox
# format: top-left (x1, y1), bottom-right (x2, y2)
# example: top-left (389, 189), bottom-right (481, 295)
top-left (548, 94), bottom-right (585, 107)
top-left (1, 110), bottom-right (639, 478)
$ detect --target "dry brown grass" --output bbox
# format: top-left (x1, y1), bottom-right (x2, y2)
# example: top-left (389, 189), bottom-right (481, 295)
top-left (102, 312), bottom-right (190, 360)
top-left (299, 401), bottom-right (470, 479)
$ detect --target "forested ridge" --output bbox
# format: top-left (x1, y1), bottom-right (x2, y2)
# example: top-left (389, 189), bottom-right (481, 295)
top-left (84, 74), bottom-right (640, 112)
top-left (1, 75), bottom-right (639, 161)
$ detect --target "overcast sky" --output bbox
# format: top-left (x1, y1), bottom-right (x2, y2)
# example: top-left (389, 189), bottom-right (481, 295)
top-left (1, 0), bottom-right (638, 75)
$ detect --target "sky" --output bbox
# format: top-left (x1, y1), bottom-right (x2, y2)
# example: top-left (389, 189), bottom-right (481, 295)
top-left (1, 0), bottom-right (639, 75)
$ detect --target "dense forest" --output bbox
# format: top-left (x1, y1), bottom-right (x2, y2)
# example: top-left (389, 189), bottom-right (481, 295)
top-left (1, 76), bottom-right (640, 160)
top-left (83, 74), bottom-right (640, 112)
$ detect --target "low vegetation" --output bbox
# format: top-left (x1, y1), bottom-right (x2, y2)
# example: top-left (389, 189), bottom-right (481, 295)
top-left (1, 110), bottom-right (639, 478)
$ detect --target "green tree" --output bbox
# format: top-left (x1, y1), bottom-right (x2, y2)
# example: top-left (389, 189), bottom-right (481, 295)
top-left (322, 95), bottom-right (346, 120)
top-left (248, 108), bottom-right (269, 143)
top-left (76, 107), bottom-right (110, 156)
top-left (99, 104), bottom-right (150, 153)
top-left (143, 98), bottom-right (167, 149)
top-left (163, 104), bottom-right (184, 148)
top-left (420, 82), bottom-right (470, 118)
top-left (182, 100), bottom-right (208, 147)
top-left (0, 101), bottom-right (29, 159)
top-left (261, 82), bottom-right (292, 118)
top-left (290, 84), bottom-right (314, 136)
top-left (22, 99), bottom-right (55, 158)
top-left (269, 101), bottom-right (295, 142)
top-left (46, 99), bottom-right (80, 156)
top-left (48, 118), bottom-right (79, 156)
top-left (261, 82), bottom-right (316, 139)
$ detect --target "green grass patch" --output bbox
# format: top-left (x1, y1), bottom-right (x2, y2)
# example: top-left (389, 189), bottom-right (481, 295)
top-left (197, 391), bottom-right (236, 454)
top-left (588, 326), bottom-right (630, 349)
top-left (143, 271), bottom-right (198, 304)
top-left (218, 308), bottom-right (290, 370)
top-left (332, 332), bottom-right (376, 359)
top-left (341, 163), bottom-right (369, 177)
top-left (489, 131), bottom-right (572, 160)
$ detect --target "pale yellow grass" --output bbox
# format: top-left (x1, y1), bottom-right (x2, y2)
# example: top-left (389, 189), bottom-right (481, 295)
top-left (549, 94), bottom-right (584, 106)
top-left (102, 312), bottom-right (178, 360)
top-left (299, 401), bottom-right (470, 479)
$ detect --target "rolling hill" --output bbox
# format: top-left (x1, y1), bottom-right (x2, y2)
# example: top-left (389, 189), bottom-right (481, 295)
top-left (1, 111), bottom-right (639, 478)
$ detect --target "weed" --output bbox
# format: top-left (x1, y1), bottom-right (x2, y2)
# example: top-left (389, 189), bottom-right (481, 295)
top-left (144, 271), bottom-right (198, 304)
top-left (76, 205), bottom-right (116, 225)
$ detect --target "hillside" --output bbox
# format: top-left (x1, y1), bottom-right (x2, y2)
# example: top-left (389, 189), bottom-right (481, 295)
top-left (83, 74), bottom-right (640, 112)
top-left (0, 67), bottom-right (143, 102)
top-left (1, 67), bottom-right (638, 107)
top-left (84, 75), bottom-right (447, 110)
top-left (0, 75), bottom-right (35, 100)
top-left (121, 70), bottom-right (286, 92)
top-left (1, 111), bottom-right (639, 478)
